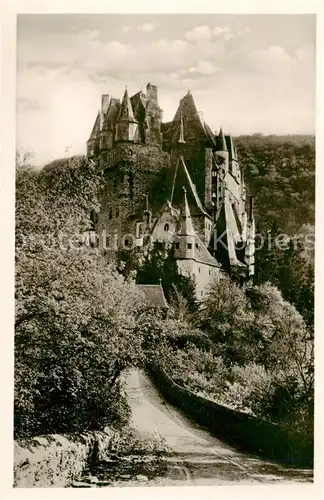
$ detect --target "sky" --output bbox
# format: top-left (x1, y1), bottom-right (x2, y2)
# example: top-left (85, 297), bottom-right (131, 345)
top-left (16, 14), bottom-right (316, 166)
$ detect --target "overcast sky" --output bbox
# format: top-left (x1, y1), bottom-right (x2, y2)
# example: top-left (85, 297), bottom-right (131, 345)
top-left (17, 14), bottom-right (316, 166)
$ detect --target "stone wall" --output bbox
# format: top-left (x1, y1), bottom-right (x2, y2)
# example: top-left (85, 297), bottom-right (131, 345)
top-left (14, 428), bottom-right (120, 488)
top-left (147, 365), bottom-right (313, 467)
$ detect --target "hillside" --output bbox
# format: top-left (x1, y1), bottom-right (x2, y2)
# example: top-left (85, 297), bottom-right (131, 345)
top-left (235, 134), bottom-right (315, 235)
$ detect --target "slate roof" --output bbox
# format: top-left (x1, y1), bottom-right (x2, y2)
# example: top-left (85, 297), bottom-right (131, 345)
top-left (136, 284), bottom-right (169, 308)
top-left (117, 88), bottom-right (137, 123)
top-left (171, 156), bottom-right (209, 217)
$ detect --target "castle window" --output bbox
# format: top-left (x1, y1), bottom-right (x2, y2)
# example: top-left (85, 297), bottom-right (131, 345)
top-left (187, 243), bottom-right (192, 250)
top-left (115, 206), bottom-right (120, 218)
top-left (125, 239), bottom-right (130, 247)
top-left (108, 207), bottom-right (113, 220)
top-left (164, 223), bottom-right (169, 232)
top-left (104, 234), bottom-right (110, 249)
top-left (198, 267), bottom-right (201, 273)
top-left (136, 222), bottom-right (143, 239)
top-left (209, 270), bottom-right (211, 275)
top-left (175, 242), bottom-right (180, 249)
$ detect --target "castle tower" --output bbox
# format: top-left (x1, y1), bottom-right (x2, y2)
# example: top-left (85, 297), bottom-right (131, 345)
top-left (144, 83), bottom-right (163, 146)
top-left (115, 87), bottom-right (139, 142)
top-left (226, 134), bottom-right (239, 179)
top-left (174, 187), bottom-right (196, 261)
top-left (245, 196), bottom-right (255, 278)
top-left (215, 127), bottom-right (229, 171)
top-left (99, 94), bottom-right (110, 150)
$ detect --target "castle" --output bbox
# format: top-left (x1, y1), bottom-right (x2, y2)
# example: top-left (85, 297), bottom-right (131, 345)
top-left (87, 83), bottom-right (255, 299)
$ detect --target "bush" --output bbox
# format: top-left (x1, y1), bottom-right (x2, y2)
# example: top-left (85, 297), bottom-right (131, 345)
top-left (15, 156), bottom-right (146, 438)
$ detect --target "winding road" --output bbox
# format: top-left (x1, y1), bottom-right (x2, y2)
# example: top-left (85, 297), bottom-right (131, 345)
top-left (122, 369), bottom-right (312, 485)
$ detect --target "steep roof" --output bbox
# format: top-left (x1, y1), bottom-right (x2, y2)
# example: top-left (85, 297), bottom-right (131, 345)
top-left (177, 187), bottom-right (195, 236)
top-left (164, 91), bottom-right (214, 147)
top-left (225, 135), bottom-right (237, 160)
top-left (117, 88), bottom-right (137, 123)
top-left (103, 98), bottom-right (120, 130)
top-left (171, 156), bottom-right (209, 217)
top-left (130, 90), bottom-right (147, 113)
top-left (88, 111), bottom-right (101, 141)
top-left (194, 234), bottom-right (221, 267)
top-left (216, 127), bottom-right (228, 151)
top-left (136, 284), bottom-right (168, 308)
top-left (175, 188), bottom-right (220, 268)
top-left (214, 192), bottom-right (246, 268)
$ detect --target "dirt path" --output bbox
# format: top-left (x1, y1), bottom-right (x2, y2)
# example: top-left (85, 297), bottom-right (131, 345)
top-left (75, 369), bottom-right (313, 487)
top-left (121, 369), bottom-right (312, 486)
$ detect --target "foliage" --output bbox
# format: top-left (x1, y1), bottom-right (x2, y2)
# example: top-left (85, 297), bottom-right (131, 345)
top-left (235, 134), bottom-right (315, 234)
top-left (135, 242), bottom-right (199, 316)
top-left (254, 222), bottom-right (314, 327)
top-left (15, 155), bottom-right (146, 438)
top-left (199, 276), bottom-right (254, 365)
top-left (161, 344), bottom-right (229, 398)
top-left (222, 363), bottom-right (274, 416)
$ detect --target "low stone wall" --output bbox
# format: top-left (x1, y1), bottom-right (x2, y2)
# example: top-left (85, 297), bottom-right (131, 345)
top-left (14, 427), bottom-right (119, 488)
top-left (148, 365), bottom-right (313, 467)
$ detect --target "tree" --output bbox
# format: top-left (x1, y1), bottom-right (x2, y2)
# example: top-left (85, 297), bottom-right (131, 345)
top-left (199, 275), bottom-right (254, 365)
top-left (136, 242), bottom-right (198, 315)
top-left (15, 155), bottom-right (146, 438)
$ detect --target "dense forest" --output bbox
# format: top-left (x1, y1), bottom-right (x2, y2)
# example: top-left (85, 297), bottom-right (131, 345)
top-left (235, 134), bottom-right (315, 235)
top-left (15, 135), bottom-right (315, 464)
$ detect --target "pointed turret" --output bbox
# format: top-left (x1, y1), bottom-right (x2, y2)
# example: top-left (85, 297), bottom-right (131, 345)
top-left (115, 87), bottom-right (139, 142)
top-left (174, 186), bottom-right (196, 261)
top-left (178, 187), bottom-right (195, 236)
top-left (217, 127), bottom-right (228, 152)
top-left (178, 107), bottom-right (186, 145)
top-left (119, 87), bottom-right (136, 121)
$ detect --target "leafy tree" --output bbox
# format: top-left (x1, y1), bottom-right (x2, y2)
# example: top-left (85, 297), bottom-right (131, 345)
top-left (136, 242), bottom-right (198, 315)
top-left (199, 275), bottom-right (254, 365)
top-left (254, 222), bottom-right (314, 327)
top-left (15, 155), bottom-right (146, 438)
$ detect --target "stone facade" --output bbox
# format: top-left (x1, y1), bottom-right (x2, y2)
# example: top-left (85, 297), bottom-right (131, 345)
top-left (87, 83), bottom-right (255, 297)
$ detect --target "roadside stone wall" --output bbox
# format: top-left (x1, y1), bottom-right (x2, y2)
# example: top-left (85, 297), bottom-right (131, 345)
top-left (147, 365), bottom-right (313, 467)
top-left (14, 427), bottom-right (119, 488)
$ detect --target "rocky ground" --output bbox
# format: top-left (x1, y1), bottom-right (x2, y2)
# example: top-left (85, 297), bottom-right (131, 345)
top-left (72, 369), bottom-right (313, 487)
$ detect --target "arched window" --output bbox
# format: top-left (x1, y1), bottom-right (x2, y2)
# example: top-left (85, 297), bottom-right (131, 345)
top-left (108, 207), bottom-right (113, 220)
top-left (164, 223), bottom-right (169, 232)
